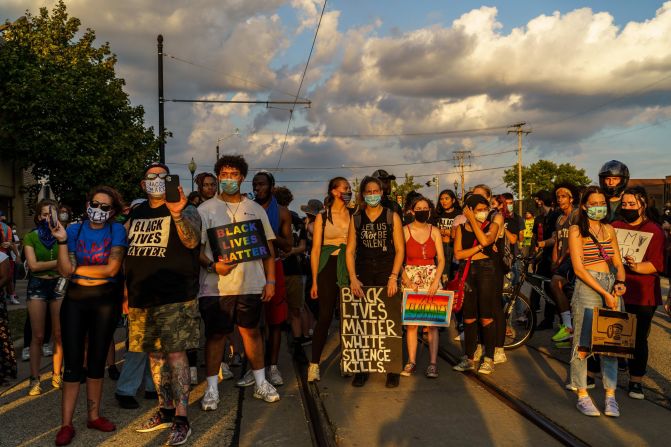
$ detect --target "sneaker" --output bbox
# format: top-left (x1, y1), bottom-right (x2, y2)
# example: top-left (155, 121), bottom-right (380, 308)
top-left (230, 352), bottom-right (243, 367)
top-left (565, 377), bottom-right (596, 391)
top-left (604, 396), bottom-right (620, 417)
top-left (28, 378), bottom-right (41, 396)
top-left (400, 362), bottom-right (416, 377)
top-left (628, 382), bottom-right (644, 400)
top-left (236, 369), bottom-right (255, 388)
top-left (136, 410), bottom-right (174, 433)
top-left (453, 357), bottom-right (475, 372)
top-left (42, 343), bottom-right (53, 357)
top-left (576, 396), bottom-right (601, 416)
top-left (87, 416), bottom-right (116, 432)
top-left (555, 340), bottom-right (572, 349)
top-left (165, 421), bottom-right (192, 446)
top-left (190, 366), bottom-right (198, 385)
top-left (494, 347), bottom-right (507, 364)
top-left (385, 373), bottom-right (400, 388)
top-left (351, 372), bottom-right (368, 387)
top-left (425, 363), bottom-right (439, 379)
top-left (473, 345), bottom-right (483, 363)
top-left (267, 365), bottom-right (283, 386)
top-left (21, 347), bottom-right (30, 361)
top-left (478, 357), bottom-right (494, 375)
top-left (219, 363), bottom-right (234, 381)
top-left (8, 295), bottom-right (19, 305)
top-left (552, 325), bottom-right (573, 342)
top-left (253, 380), bottom-right (280, 403)
top-left (52, 373), bottom-right (63, 389)
top-left (307, 363), bottom-right (320, 382)
top-left (300, 336), bottom-right (313, 346)
top-left (201, 389), bottom-right (219, 411)
top-left (55, 425), bottom-right (75, 446)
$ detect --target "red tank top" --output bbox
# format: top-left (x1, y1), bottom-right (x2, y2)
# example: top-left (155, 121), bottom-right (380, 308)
top-left (405, 226), bottom-right (436, 266)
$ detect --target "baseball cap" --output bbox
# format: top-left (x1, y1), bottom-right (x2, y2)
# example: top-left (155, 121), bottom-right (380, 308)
top-left (300, 199), bottom-right (324, 216)
top-left (143, 162), bottom-right (170, 177)
top-left (372, 169), bottom-right (396, 181)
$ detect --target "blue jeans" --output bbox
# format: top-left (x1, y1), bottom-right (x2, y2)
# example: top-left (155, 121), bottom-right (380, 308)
top-left (115, 350), bottom-right (155, 396)
top-left (570, 271), bottom-right (620, 391)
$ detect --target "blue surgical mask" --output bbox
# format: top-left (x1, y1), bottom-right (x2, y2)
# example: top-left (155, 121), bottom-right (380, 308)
top-left (219, 179), bottom-right (240, 195)
top-left (586, 206), bottom-right (608, 221)
top-left (364, 194), bottom-right (382, 207)
top-left (506, 204), bottom-right (514, 213)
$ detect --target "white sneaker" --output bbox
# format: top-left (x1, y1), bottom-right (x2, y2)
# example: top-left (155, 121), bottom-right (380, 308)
top-left (494, 347), bottom-right (507, 364)
top-left (236, 369), bottom-right (255, 388)
top-left (219, 363), bottom-right (234, 381)
top-left (267, 365), bottom-right (283, 386)
top-left (42, 344), bottom-right (53, 357)
top-left (253, 381), bottom-right (280, 403)
top-left (190, 366), bottom-right (198, 385)
top-left (201, 389), bottom-right (219, 411)
top-left (307, 363), bottom-right (320, 382)
top-left (478, 357), bottom-right (494, 375)
top-left (8, 295), bottom-right (20, 305)
top-left (473, 344), bottom-right (483, 363)
top-left (21, 347), bottom-right (30, 361)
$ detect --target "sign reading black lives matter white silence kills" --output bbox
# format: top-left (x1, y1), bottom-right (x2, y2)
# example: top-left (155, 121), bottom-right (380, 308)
top-left (207, 219), bottom-right (270, 265)
top-left (340, 286), bottom-right (402, 374)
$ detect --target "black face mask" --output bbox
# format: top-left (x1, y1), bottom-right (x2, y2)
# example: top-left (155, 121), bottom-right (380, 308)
top-left (620, 208), bottom-right (641, 223)
top-left (414, 210), bottom-right (430, 223)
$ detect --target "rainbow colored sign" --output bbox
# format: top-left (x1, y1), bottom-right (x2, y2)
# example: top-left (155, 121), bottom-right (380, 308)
top-left (402, 289), bottom-right (453, 327)
top-left (207, 219), bottom-right (270, 265)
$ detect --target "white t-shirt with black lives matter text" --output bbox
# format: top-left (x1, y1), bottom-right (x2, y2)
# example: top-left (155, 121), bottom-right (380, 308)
top-left (197, 196), bottom-right (276, 297)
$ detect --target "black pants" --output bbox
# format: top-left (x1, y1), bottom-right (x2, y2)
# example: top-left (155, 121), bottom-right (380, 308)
top-left (61, 282), bottom-right (121, 382)
top-left (463, 259), bottom-right (498, 359)
top-left (311, 256), bottom-right (340, 364)
top-left (625, 304), bottom-right (656, 377)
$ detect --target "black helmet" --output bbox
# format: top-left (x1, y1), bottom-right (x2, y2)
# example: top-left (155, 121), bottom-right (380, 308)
top-left (598, 160), bottom-right (629, 197)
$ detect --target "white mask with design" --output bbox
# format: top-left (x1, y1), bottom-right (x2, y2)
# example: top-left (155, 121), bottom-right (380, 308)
top-left (87, 206), bottom-right (110, 224)
top-left (145, 178), bottom-right (166, 197)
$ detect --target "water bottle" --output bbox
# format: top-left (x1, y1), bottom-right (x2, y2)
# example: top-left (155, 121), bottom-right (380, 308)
top-left (54, 276), bottom-right (69, 296)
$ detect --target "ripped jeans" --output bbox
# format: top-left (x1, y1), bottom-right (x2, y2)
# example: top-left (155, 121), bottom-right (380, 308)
top-left (569, 270), bottom-right (620, 391)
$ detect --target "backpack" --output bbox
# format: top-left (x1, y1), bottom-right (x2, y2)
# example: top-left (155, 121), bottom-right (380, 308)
top-left (353, 207), bottom-right (393, 232)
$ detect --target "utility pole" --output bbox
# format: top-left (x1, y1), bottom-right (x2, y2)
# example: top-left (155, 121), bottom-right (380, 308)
top-left (157, 35), bottom-right (165, 163)
top-left (507, 122), bottom-right (531, 215)
top-left (452, 150), bottom-right (472, 200)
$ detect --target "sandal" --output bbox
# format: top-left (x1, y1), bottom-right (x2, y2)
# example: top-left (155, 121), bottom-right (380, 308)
top-left (425, 363), bottom-right (439, 379)
top-left (400, 362), bottom-right (416, 377)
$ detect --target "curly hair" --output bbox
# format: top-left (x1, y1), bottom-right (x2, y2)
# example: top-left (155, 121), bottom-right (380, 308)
top-left (214, 155), bottom-right (248, 178)
top-left (274, 186), bottom-right (294, 207)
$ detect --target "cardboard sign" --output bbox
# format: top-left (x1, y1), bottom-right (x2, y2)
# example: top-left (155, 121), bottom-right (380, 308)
top-left (614, 228), bottom-right (653, 264)
top-left (402, 289), bottom-right (454, 327)
top-left (340, 286), bottom-right (403, 374)
top-left (579, 307), bottom-right (637, 359)
top-left (207, 219), bottom-right (270, 265)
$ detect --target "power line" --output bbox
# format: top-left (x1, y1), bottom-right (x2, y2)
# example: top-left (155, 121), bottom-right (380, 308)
top-left (276, 0), bottom-right (328, 169)
top-left (587, 116), bottom-right (671, 141)
top-left (258, 124), bottom-right (511, 140)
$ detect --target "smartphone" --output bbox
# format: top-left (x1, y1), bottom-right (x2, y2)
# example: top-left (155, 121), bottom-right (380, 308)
top-left (165, 175), bottom-right (181, 203)
top-left (48, 205), bottom-right (59, 228)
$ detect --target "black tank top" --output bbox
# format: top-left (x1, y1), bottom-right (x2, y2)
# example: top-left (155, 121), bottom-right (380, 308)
top-left (125, 202), bottom-right (200, 308)
top-left (459, 221), bottom-right (495, 258)
top-left (355, 207), bottom-right (395, 269)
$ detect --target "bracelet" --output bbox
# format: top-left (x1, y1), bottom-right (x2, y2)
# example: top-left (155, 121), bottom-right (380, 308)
top-left (266, 280), bottom-right (276, 285)
top-left (57, 239), bottom-right (68, 245)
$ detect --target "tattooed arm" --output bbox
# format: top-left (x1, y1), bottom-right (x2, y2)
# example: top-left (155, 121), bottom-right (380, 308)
top-left (173, 204), bottom-right (201, 249)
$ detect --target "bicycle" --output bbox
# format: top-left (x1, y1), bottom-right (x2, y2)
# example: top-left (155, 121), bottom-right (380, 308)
top-left (502, 255), bottom-right (560, 349)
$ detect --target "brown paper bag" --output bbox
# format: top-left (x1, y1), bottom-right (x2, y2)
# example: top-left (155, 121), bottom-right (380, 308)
top-left (589, 307), bottom-right (637, 359)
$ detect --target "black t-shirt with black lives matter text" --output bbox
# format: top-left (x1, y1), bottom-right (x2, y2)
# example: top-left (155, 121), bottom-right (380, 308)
top-left (125, 202), bottom-right (200, 308)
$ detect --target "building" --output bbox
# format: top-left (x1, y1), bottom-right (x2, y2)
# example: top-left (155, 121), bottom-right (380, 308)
top-left (0, 158), bottom-right (51, 238)
top-left (628, 176), bottom-right (671, 210)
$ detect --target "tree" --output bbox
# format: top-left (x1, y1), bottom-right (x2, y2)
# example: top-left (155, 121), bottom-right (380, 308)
top-left (503, 160), bottom-right (592, 200)
top-left (391, 174), bottom-right (423, 205)
top-left (0, 1), bottom-right (158, 210)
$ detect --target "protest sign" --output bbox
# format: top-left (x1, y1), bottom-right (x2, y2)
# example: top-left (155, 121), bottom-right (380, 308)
top-left (614, 228), bottom-right (653, 263)
top-left (340, 286), bottom-right (402, 374)
top-left (207, 219), bottom-right (270, 265)
top-left (402, 289), bottom-right (454, 327)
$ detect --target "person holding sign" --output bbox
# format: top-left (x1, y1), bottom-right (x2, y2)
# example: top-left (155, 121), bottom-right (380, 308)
top-left (400, 196), bottom-right (445, 378)
top-left (611, 187), bottom-right (665, 400)
top-left (197, 155), bottom-right (280, 409)
top-left (452, 194), bottom-right (500, 375)
top-left (568, 186), bottom-right (626, 417)
top-left (346, 176), bottom-right (405, 388)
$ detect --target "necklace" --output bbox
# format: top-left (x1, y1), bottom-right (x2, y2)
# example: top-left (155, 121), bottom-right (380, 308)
top-left (589, 223), bottom-right (604, 240)
top-left (224, 198), bottom-right (243, 223)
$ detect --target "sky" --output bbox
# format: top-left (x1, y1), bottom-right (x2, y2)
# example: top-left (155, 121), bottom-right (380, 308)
top-left (3, 1), bottom-right (671, 209)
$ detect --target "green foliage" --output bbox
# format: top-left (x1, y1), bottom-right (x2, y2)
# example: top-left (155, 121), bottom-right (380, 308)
top-left (391, 174), bottom-right (423, 203)
top-left (503, 160), bottom-right (592, 199)
top-left (0, 1), bottom-right (158, 210)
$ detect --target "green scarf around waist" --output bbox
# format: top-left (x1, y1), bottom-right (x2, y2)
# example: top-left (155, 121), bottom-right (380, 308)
top-left (318, 244), bottom-right (349, 288)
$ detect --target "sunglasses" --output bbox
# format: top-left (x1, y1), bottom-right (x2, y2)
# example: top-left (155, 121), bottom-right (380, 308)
top-left (90, 201), bottom-right (113, 212)
top-left (145, 173), bottom-right (168, 180)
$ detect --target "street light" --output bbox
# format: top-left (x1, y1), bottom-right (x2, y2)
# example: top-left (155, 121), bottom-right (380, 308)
top-left (188, 157), bottom-right (197, 192)
top-left (216, 128), bottom-right (240, 163)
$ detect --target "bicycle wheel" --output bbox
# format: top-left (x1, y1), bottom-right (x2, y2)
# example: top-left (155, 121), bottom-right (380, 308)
top-left (502, 288), bottom-right (535, 350)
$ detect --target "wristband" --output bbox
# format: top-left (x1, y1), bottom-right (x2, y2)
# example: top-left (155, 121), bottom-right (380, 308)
top-left (57, 239), bottom-right (68, 245)
top-left (266, 280), bottom-right (276, 285)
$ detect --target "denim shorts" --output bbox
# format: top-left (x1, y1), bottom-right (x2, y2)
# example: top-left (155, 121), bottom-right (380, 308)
top-left (26, 276), bottom-right (63, 301)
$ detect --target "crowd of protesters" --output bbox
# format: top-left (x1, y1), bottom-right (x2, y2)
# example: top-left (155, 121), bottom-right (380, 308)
top-left (1, 157), bottom-right (670, 445)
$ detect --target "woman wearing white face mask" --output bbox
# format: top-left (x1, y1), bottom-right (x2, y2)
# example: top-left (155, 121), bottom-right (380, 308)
top-left (50, 186), bottom-right (128, 445)
top-left (568, 185), bottom-right (626, 418)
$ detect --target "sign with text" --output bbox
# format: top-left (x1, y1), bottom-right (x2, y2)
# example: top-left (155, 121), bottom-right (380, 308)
top-left (207, 219), bottom-right (270, 265)
top-left (614, 228), bottom-right (653, 263)
top-left (340, 286), bottom-right (402, 374)
top-left (402, 289), bottom-right (454, 327)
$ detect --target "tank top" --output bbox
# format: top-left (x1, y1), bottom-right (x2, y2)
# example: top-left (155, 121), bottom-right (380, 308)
top-left (355, 207), bottom-right (395, 269)
top-left (125, 202), bottom-right (200, 308)
top-left (582, 235), bottom-right (615, 266)
top-left (322, 212), bottom-right (349, 247)
top-left (459, 221), bottom-right (495, 257)
top-left (405, 226), bottom-right (436, 266)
